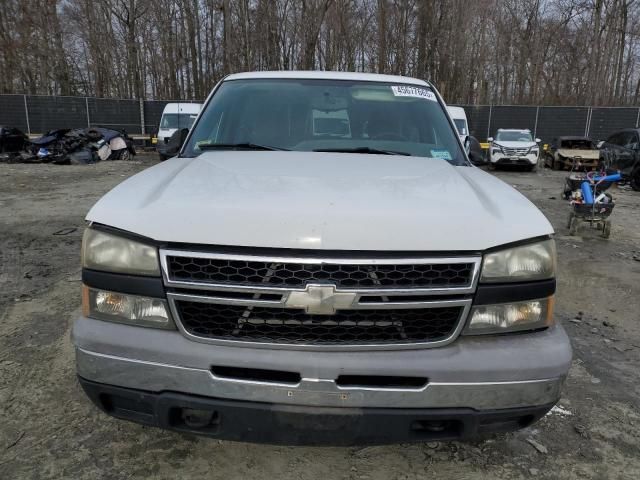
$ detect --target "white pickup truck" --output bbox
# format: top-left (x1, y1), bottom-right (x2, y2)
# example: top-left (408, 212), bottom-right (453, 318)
top-left (74, 71), bottom-right (571, 445)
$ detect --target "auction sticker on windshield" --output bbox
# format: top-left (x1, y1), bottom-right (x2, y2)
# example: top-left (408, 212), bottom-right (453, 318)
top-left (430, 149), bottom-right (452, 160)
top-left (391, 86), bottom-right (437, 101)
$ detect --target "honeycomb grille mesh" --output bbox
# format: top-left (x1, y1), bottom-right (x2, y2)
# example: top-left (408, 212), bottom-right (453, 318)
top-left (167, 256), bottom-right (474, 289)
top-left (176, 301), bottom-right (462, 345)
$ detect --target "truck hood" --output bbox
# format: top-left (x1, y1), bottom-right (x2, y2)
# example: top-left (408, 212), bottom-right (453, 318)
top-left (87, 152), bottom-right (553, 251)
top-left (557, 148), bottom-right (599, 159)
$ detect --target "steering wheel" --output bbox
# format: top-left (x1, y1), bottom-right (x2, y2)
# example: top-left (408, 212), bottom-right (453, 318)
top-left (370, 132), bottom-right (408, 141)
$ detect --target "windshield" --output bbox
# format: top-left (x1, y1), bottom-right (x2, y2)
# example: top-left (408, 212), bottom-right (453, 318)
top-left (496, 131), bottom-right (533, 142)
top-left (160, 113), bottom-right (198, 130)
top-left (453, 119), bottom-right (467, 136)
top-left (182, 79), bottom-right (466, 164)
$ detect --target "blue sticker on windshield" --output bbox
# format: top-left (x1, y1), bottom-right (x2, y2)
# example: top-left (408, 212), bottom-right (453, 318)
top-left (430, 149), bottom-right (452, 160)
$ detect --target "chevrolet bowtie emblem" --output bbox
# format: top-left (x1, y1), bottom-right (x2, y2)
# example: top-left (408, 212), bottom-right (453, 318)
top-left (284, 284), bottom-right (357, 315)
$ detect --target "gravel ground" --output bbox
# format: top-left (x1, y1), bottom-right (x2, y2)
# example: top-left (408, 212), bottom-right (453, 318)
top-left (1, 156), bottom-right (639, 479)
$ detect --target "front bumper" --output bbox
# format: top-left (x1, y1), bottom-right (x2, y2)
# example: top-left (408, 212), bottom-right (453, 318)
top-left (491, 152), bottom-right (538, 165)
top-left (78, 377), bottom-right (555, 445)
top-left (73, 316), bottom-right (570, 443)
top-left (75, 346), bottom-right (565, 410)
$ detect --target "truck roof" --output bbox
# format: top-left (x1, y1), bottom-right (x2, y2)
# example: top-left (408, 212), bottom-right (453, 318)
top-left (225, 70), bottom-right (429, 86)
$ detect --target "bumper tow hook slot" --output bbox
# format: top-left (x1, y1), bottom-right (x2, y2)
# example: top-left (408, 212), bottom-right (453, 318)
top-left (182, 408), bottom-right (217, 429)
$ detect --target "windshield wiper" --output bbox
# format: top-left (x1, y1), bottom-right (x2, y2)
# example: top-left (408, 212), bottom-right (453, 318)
top-left (198, 143), bottom-right (289, 151)
top-left (312, 147), bottom-right (411, 156)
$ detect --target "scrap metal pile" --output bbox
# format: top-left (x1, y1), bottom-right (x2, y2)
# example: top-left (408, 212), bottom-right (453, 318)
top-left (0, 126), bottom-right (135, 164)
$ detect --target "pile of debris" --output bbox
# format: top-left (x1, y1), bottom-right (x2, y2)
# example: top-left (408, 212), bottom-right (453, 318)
top-left (0, 126), bottom-right (136, 164)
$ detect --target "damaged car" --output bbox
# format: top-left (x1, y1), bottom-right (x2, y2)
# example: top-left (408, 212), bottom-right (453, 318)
top-left (544, 136), bottom-right (600, 171)
top-left (599, 128), bottom-right (640, 191)
top-left (21, 127), bottom-right (136, 164)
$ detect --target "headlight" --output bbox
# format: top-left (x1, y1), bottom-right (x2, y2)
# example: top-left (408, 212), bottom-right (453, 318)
top-left (82, 286), bottom-right (174, 329)
top-left (82, 228), bottom-right (160, 276)
top-left (465, 297), bottom-right (554, 335)
top-left (481, 239), bottom-right (556, 283)
top-left (528, 147), bottom-right (539, 155)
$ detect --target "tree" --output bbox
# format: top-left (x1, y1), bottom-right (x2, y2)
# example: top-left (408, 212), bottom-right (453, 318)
top-left (0, 0), bottom-right (639, 106)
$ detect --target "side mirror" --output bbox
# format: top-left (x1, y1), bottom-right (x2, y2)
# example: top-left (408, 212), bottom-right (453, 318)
top-left (464, 135), bottom-right (471, 155)
top-left (157, 128), bottom-right (189, 158)
top-left (487, 137), bottom-right (494, 143)
top-left (467, 136), bottom-right (487, 166)
top-left (178, 128), bottom-right (189, 148)
top-left (535, 138), bottom-right (541, 143)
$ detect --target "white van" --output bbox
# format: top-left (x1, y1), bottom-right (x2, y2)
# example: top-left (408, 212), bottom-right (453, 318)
top-left (156, 103), bottom-right (202, 145)
top-left (447, 106), bottom-right (469, 141)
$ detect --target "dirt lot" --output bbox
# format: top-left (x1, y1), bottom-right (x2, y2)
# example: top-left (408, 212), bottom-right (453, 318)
top-left (1, 156), bottom-right (639, 479)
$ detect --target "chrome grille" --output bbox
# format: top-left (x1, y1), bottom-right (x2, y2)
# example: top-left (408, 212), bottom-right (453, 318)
top-left (503, 147), bottom-right (529, 156)
top-left (161, 249), bottom-right (480, 350)
top-left (165, 253), bottom-right (476, 289)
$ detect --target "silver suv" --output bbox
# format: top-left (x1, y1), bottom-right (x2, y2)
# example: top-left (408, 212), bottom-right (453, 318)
top-left (73, 71), bottom-right (571, 445)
